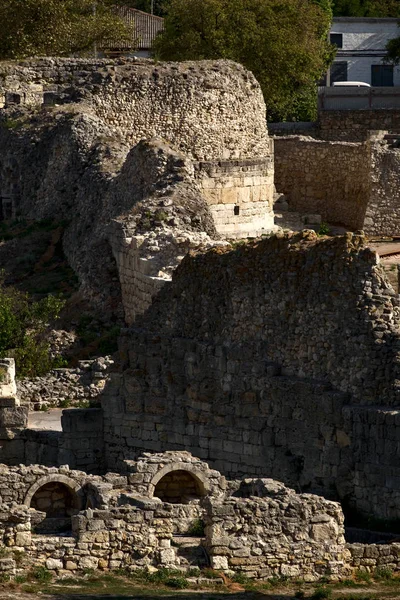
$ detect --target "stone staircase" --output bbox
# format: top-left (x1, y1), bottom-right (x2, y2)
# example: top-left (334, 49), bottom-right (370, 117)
top-left (172, 535), bottom-right (210, 568)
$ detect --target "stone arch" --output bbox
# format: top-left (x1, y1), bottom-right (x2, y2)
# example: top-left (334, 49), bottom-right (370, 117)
top-left (25, 475), bottom-right (85, 535)
top-left (24, 474), bottom-right (84, 509)
top-left (149, 463), bottom-right (210, 504)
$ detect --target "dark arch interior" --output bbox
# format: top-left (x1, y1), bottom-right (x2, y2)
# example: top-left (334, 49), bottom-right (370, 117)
top-left (154, 470), bottom-right (205, 504)
top-left (30, 482), bottom-right (78, 535)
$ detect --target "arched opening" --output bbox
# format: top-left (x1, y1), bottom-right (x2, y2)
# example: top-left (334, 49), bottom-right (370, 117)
top-left (28, 480), bottom-right (81, 535)
top-left (153, 469), bottom-right (206, 504)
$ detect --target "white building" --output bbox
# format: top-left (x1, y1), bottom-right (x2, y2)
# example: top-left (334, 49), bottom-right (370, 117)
top-left (328, 17), bottom-right (400, 86)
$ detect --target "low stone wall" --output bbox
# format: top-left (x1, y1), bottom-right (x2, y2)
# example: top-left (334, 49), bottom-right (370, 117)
top-left (17, 359), bottom-right (112, 410)
top-left (0, 459), bottom-right (350, 579)
top-left (205, 481), bottom-right (349, 581)
top-left (319, 109), bottom-right (400, 141)
top-left (348, 543), bottom-right (400, 572)
top-left (274, 136), bottom-right (370, 229)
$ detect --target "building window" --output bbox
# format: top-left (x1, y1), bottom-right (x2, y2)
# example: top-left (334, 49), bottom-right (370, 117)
top-left (371, 65), bottom-right (394, 87)
top-left (330, 33), bottom-right (343, 48)
top-left (330, 62), bottom-right (348, 84)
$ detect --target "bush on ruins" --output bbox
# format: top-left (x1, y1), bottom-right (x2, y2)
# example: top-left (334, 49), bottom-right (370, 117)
top-left (0, 0), bottom-right (131, 59)
top-left (154, 0), bottom-right (335, 121)
top-left (0, 284), bottom-right (64, 377)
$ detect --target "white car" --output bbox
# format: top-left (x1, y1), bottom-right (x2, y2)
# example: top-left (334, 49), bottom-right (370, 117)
top-left (332, 81), bottom-right (371, 87)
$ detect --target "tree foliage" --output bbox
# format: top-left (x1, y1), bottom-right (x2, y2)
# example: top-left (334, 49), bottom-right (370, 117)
top-left (154, 0), bottom-right (334, 121)
top-left (0, 285), bottom-right (64, 377)
top-left (0, 0), bottom-right (132, 60)
top-left (387, 35), bottom-right (400, 63)
top-left (333, 0), bottom-right (400, 17)
top-left (120, 0), bottom-right (166, 16)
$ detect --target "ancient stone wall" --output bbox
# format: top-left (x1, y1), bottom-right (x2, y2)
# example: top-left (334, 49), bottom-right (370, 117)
top-left (0, 58), bottom-right (272, 162)
top-left (0, 59), bottom-right (274, 319)
top-left (348, 542), bottom-right (400, 572)
top-left (365, 146), bottom-right (400, 236)
top-left (274, 135), bottom-right (400, 235)
top-left (195, 157), bottom-right (274, 238)
top-left (0, 456), bottom-right (349, 580)
top-left (319, 109), bottom-right (400, 141)
top-left (205, 480), bottom-right (349, 580)
top-left (17, 359), bottom-right (112, 411)
top-left (100, 232), bottom-right (400, 519)
top-left (274, 137), bottom-right (371, 230)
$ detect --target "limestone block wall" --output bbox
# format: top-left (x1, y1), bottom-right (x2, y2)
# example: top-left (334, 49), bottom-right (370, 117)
top-left (364, 146), bottom-right (400, 236)
top-left (205, 487), bottom-right (349, 581)
top-left (101, 232), bottom-right (400, 519)
top-left (319, 109), bottom-right (400, 141)
top-left (110, 231), bottom-right (169, 325)
top-left (16, 360), bottom-right (112, 411)
top-left (274, 136), bottom-right (370, 230)
top-left (0, 459), bottom-right (352, 579)
top-left (195, 157), bottom-right (275, 238)
top-left (348, 542), bottom-right (400, 572)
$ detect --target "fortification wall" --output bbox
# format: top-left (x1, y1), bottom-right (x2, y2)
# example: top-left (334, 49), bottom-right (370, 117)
top-left (274, 137), bottom-right (370, 229)
top-left (195, 157), bottom-right (275, 238)
top-left (0, 59), bottom-right (274, 318)
top-left (0, 58), bottom-right (271, 162)
top-left (100, 232), bottom-right (400, 518)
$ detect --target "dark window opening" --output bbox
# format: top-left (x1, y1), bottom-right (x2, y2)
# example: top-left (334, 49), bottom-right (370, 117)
top-left (330, 62), bottom-right (348, 84)
top-left (330, 33), bottom-right (343, 48)
top-left (234, 205), bottom-right (240, 216)
top-left (371, 65), bottom-right (394, 87)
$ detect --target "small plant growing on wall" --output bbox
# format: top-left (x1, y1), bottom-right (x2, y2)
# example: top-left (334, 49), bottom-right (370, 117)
top-left (318, 222), bottom-right (330, 236)
top-left (187, 518), bottom-right (205, 536)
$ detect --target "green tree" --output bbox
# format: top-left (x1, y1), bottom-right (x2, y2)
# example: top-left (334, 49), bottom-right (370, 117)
top-left (0, 0), bottom-right (132, 60)
top-left (333, 0), bottom-right (400, 17)
top-left (154, 0), bottom-right (334, 121)
top-left (0, 285), bottom-right (64, 377)
top-left (120, 0), bottom-right (166, 16)
top-left (386, 35), bottom-right (400, 63)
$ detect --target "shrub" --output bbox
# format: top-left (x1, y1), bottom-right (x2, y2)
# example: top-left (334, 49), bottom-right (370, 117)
top-left (165, 576), bottom-right (189, 589)
top-left (31, 566), bottom-right (52, 582)
top-left (374, 566), bottom-right (393, 581)
top-left (231, 572), bottom-right (249, 584)
top-left (355, 569), bottom-right (372, 583)
top-left (187, 518), bottom-right (205, 537)
top-left (318, 222), bottom-right (330, 236)
top-left (0, 284), bottom-right (65, 377)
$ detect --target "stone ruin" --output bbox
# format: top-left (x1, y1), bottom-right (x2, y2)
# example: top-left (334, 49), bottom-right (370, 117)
top-left (0, 451), bottom-right (351, 580)
top-left (0, 57), bottom-right (275, 322)
top-left (1, 57), bottom-right (400, 581)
